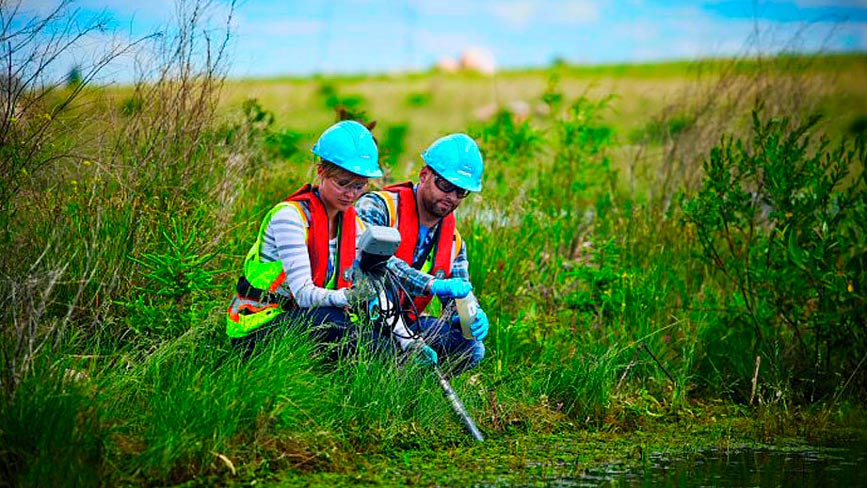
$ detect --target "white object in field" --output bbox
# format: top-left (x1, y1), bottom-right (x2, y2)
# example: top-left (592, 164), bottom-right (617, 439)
top-left (455, 292), bottom-right (479, 340)
top-left (460, 47), bottom-right (496, 75)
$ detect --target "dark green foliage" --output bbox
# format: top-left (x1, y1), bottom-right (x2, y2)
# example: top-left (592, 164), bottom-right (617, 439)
top-left (405, 92), bottom-right (431, 107)
top-left (849, 114), bottom-right (867, 136)
top-left (683, 110), bottom-right (867, 401)
top-left (563, 237), bottom-right (625, 318)
top-left (541, 96), bottom-right (615, 214)
top-left (0, 361), bottom-right (104, 487)
top-left (221, 98), bottom-right (303, 162)
top-left (66, 65), bottom-right (82, 87)
top-left (541, 74), bottom-right (564, 111)
top-left (119, 95), bottom-right (144, 116)
top-left (471, 110), bottom-right (543, 162)
top-left (129, 219), bottom-right (220, 303)
top-left (125, 219), bottom-right (221, 343)
top-left (318, 82), bottom-right (368, 120)
top-left (242, 97), bottom-right (275, 129)
top-left (381, 123), bottom-right (409, 171)
top-left (265, 128), bottom-right (303, 160)
top-left (629, 114), bottom-right (696, 144)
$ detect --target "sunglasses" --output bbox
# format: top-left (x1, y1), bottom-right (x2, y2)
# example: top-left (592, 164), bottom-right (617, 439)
top-left (432, 172), bottom-right (470, 199)
top-left (331, 177), bottom-right (368, 195)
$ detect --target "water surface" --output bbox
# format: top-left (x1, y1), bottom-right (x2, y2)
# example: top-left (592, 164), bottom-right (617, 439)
top-left (576, 444), bottom-right (867, 487)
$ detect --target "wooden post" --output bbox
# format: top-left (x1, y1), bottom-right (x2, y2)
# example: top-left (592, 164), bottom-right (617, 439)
top-left (750, 355), bottom-right (761, 405)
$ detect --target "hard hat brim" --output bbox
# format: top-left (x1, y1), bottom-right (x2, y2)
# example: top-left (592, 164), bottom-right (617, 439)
top-left (340, 156), bottom-right (384, 178)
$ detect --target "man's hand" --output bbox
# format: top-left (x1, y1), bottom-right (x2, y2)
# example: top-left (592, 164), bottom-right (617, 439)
top-left (415, 344), bottom-right (438, 367)
top-left (429, 279), bottom-right (472, 299)
top-left (470, 308), bottom-right (489, 341)
top-left (451, 307), bottom-right (489, 341)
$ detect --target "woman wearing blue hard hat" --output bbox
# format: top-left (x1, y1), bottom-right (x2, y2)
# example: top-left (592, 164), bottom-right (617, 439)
top-left (226, 120), bottom-right (383, 352)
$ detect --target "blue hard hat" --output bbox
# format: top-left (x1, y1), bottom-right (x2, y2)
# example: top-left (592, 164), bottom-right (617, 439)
top-left (312, 120), bottom-right (382, 178)
top-left (421, 133), bottom-right (484, 192)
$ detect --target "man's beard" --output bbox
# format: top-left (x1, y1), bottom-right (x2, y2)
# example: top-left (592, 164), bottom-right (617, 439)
top-left (423, 196), bottom-right (456, 219)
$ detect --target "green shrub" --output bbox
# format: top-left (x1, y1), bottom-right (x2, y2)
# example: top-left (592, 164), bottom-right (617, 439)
top-left (124, 218), bottom-right (221, 345)
top-left (629, 114), bottom-right (696, 144)
top-left (683, 110), bottom-right (867, 401)
top-left (120, 95), bottom-right (144, 117)
top-left (849, 114), bottom-right (867, 137)
top-left (265, 128), bottom-right (303, 160)
top-left (381, 123), bottom-right (409, 171)
top-left (404, 92), bottom-right (431, 107)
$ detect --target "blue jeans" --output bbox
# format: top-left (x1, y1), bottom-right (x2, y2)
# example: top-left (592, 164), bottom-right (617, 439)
top-left (410, 316), bottom-right (485, 375)
top-left (232, 306), bottom-right (390, 360)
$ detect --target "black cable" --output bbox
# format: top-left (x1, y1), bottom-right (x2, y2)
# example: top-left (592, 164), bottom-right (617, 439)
top-left (368, 267), bottom-right (422, 341)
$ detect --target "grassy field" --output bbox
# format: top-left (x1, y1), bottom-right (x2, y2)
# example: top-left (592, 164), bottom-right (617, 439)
top-left (1, 12), bottom-right (866, 484)
top-left (221, 54), bottom-right (867, 173)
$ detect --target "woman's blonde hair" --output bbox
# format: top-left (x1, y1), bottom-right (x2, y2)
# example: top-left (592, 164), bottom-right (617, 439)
top-left (317, 160), bottom-right (361, 181)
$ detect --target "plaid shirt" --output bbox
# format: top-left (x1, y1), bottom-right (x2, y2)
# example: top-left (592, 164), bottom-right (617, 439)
top-left (355, 188), bottom-right (470, 297)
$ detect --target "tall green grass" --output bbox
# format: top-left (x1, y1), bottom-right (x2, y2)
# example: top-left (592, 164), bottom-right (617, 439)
top-left (2, 2), bottom-right (866, 484)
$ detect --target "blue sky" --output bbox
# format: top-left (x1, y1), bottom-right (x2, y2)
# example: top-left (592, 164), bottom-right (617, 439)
top-left (18, 0), bottom-right (867, 80)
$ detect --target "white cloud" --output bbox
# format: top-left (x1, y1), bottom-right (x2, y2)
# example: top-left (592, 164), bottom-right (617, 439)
top-left (793, 0), bottom-right (867, 7)
top-left (416, 29), bottom-right (477, 55)
top-left (490, 0), bottom-right (599, 30)
top-left (414, 0), bottom-right (477, 17)
top-left (243, 19), bottom-right (324, 37)
top-left (78, 0), bottom-right (176, 19)
top-left (614, 20), bottom-right (659, 43)
top-left (492, 1), bottom-right (537, 29)
top-left (558, 0), bottom-right (600, 24)
top-left (17, 0), bottom-right (60, 16)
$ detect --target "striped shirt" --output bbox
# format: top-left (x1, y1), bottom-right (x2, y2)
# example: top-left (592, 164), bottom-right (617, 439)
top-left (260, 201), bottom-right (363, 308)
top-left (354, 188), bottom-right (470, 298)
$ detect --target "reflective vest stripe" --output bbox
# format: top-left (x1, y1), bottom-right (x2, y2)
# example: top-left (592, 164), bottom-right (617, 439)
top-left (372, 190), bottom-right (398, 227)
top-left (286, 201), bottom-right (309, 241)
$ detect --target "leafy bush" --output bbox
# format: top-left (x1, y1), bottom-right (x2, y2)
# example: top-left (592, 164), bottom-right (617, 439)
top-left (405, 92), bottom-right (432, 107)
top-left (471, 109), bottom-right (543, 163)
top-left (848, 114), bottom-right (867, 137)
top-left (628, 114), bottom-right (696, 144)
top-left (380, 123), bottom-right (408, 171)
top-left (683, 110), bottom-right (867, 401)
top-left (265, 128), bottom-right (303, 160)
top-left (318, 82), bottom-right (368, 120)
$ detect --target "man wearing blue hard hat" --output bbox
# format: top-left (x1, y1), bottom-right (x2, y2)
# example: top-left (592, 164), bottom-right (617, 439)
top-left (226, 120), bottom-right (382, 351)
top-left (355, 133), bottom-right (488, 374)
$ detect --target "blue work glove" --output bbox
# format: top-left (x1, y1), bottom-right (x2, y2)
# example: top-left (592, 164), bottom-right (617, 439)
top-left (451, 308), bottom-right (489, 341)
top-left (416, 344), bottom-right (438, 367)
top-left (470, 308), bottom-right (489, 341)
top-left (429, 278), bottom-right (472, 299)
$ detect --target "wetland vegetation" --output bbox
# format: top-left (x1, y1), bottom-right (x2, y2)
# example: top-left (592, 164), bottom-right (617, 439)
top-left (1, 2), bottom-right (866, 486)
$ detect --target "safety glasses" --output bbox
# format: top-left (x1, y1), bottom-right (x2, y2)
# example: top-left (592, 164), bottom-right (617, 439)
top-left (432, 172), bottom-right (470, 199)
top-left (331, 177), bottom-right (368, 196)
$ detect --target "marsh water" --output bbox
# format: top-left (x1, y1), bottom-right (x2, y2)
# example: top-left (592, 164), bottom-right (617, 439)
top-left (572, 443), bottom-right (867, 487)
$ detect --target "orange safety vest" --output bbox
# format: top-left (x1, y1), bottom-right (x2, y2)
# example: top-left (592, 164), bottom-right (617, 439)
top-left (285, 184), bottom-right (356, 290)
top-left (383, 182), bottom-right (456, 315)
top-left (227, 184), bottom-right (357, 337)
